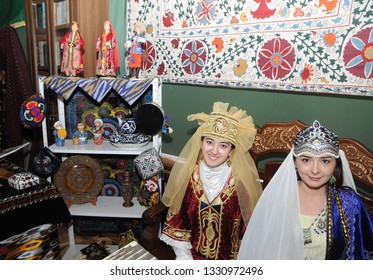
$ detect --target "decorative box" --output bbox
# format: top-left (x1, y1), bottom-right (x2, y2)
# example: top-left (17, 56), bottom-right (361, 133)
top-left (134, 148), bottom-right (163, 180)
top-left (8, 172), bottom-right (40, 190)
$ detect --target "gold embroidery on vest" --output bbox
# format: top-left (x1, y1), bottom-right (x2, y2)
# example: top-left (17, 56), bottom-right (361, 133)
top-left (230, 218), bottom-right (241, 259)
top-left (198, 206), bottom-right (220, 259)
top-left (192, 163), bottom-right (240, 259)
top-left (163, 225), bottom-right (191, 242)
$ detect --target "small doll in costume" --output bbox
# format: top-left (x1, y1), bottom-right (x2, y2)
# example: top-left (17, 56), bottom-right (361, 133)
top-left (92, 119), bottom-right (105, 145)
top-left (125, 22), bottom-right (146, 79)
top-left (96, 20), bottom-right (120, 76)
top-left (60, 21), bottom-right (84, 77)
top-left (53, 121), bottom-right (66, 147)
top-left (72, 122), bottom-right (88, 145)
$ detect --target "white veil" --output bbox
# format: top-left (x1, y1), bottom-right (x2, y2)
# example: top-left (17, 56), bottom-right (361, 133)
top-left (237, 149), bottom-right (356, 260)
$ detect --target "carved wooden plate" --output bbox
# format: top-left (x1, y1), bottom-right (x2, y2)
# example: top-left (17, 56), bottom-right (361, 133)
top-left (54, 155), bottom-right (104, 207)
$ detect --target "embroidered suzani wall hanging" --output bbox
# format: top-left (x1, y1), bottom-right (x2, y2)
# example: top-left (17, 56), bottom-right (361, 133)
top-left (127, 0), bottom-right (373, 96)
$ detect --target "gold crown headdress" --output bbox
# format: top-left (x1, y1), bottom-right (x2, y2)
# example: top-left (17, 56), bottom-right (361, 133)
top-left (202, 112), bottom-right (238, 146)
top-left (293, 120), bottom-right (339, 158)
top-left (188, 102), bottom-right (256, 151)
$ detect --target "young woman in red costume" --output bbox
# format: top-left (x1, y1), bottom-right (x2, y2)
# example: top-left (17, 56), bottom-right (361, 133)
top-left (160, 102), bottom-right (262, 260)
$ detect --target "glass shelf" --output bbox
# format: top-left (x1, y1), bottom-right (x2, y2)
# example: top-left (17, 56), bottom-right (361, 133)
top-left (48, 139), bottom-right (153, 155)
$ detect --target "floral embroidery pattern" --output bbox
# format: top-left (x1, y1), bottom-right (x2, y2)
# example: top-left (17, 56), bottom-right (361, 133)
top-left (196, 0), bottom-right (218, 25)
top-left (142, 40), bottom-right (156, 71)
top-left (258, 38), bottom-right (295, 80)
top-left (343, 27), bottom-right (373, 79)
top-left (127, 0), bottom-right (373, 96)
top-left (181, 40), bottom-right (207, 75)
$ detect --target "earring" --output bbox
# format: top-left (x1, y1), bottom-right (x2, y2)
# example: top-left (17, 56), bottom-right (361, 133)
top-left (227, 157), bottom-right (231, 167)
top-left (329, 176), bottom-right (336, 185)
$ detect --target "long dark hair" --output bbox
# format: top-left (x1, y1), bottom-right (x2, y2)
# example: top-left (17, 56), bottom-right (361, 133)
top-left (333, 157), bottom-right (344, 187)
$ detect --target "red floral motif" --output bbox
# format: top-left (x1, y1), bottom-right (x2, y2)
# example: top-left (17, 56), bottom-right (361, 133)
top-left (301, 63), bottom-right (314, 83)
top-left (171, 38), bottom-right (180, 49)
top-left (141, 40), bottom-right (156, 71)
top-left (251, 0), bottom-right (276, 19)
top-left (163, 11), bottom-right (176, 27)
top-left (343, 27), bottom-right (373, 79)
top-left (258, 38), bottom-right (295, 80)
top-left (157, 62), bottom-right (167, 75)
top-left (181, 40), bottom-right (207, 75)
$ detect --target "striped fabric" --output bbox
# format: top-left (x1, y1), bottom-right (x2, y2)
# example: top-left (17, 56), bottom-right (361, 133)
top-left (40, 76), bottom-right (154, 105)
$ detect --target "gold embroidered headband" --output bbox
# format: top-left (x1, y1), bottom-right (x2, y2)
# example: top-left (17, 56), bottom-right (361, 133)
top-left (202, 112), bottom-right (239, 146)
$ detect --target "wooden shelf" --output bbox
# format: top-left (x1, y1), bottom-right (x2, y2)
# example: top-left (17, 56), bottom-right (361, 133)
top-left (49, 139), bottom-right (153, 155)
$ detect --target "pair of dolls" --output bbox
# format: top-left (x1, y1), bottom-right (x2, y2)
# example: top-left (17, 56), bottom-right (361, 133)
top-left (96, 20), bottom-right (146, 78)
top-left (54, 120), bottom-right (104, 146)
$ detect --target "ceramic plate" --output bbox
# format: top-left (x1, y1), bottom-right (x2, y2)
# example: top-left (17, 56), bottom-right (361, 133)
top-left (54, 155), bottom-right (104, 206)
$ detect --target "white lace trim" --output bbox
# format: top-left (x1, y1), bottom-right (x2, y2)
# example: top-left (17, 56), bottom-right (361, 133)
top-left (160, 233), bottom-right (192, 249)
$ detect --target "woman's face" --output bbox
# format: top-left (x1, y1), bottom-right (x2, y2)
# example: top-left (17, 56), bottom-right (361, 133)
top-left (201, 137), bottom-right (233, 168)
top-left (295, 155), bottom-right (336, 189)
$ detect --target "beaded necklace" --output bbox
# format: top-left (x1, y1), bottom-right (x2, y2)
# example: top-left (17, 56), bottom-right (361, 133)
top-left (302, 205), bottom-right (326, 245)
